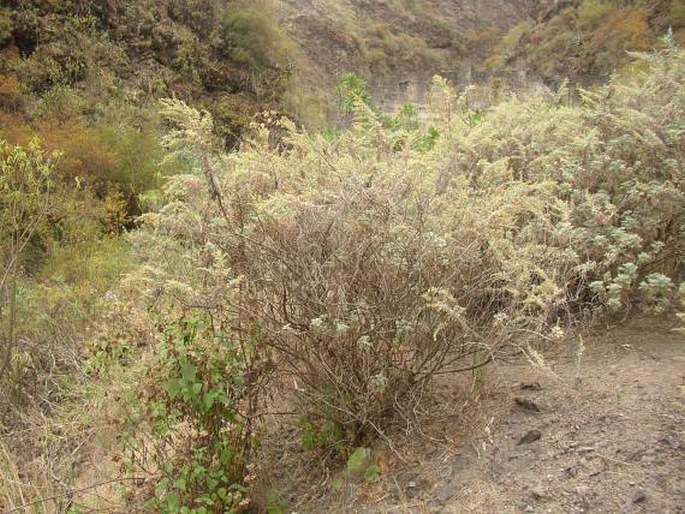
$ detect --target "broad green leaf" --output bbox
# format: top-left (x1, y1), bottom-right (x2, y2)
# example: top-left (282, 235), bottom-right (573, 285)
top-left (166, 380), bottom-right (181, 399)
top-left (181, 363), bottom-right (198, 382)
top-left (347, 447), bottom-right (370, 473)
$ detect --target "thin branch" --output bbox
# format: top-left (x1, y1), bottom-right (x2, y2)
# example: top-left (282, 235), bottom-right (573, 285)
top-left (3, 477), bottom-right (149, 514)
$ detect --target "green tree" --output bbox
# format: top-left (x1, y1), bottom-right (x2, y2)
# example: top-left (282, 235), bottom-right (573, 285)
top-left (336, 72), bottom-right (372, 116)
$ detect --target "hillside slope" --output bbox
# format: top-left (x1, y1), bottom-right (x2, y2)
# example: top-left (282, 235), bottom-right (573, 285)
top-left (485, 0), bottom-right (685, 84)
top-left (1, 0), bottom-right (681, 147)
top-left (276, 0), bottom-right (545, 112)
top-left (278, 0), bottom-right (537, 77)
top-left (0, 0), bottom-right (537, 143)
top-left (0, 1), bottom-right (294, 144)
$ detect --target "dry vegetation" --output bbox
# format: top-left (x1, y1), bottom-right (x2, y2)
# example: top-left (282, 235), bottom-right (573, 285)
top-left (485, 0), bottom-right (685, 84)
top-left (3, 42), bottom-right (683, 512)
top-left (0, 1), bottom-right (684, 512)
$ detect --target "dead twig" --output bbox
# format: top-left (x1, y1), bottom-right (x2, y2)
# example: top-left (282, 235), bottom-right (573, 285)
top-left (3, 477), bottom-right (149, 514)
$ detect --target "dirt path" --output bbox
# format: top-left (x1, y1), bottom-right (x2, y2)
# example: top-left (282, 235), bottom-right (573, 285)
top-left (286, 317), bottom-right (684, 513)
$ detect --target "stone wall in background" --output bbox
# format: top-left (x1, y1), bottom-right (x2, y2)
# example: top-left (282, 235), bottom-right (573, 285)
top-left (367, 59), bottom-right (551, 116)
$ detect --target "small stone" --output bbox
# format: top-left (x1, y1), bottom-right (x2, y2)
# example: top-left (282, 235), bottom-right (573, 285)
top-left (632, 490), bottom-right (647, 504)
top-left (520, 382), bottom-right (543, 390)
top-left (515, 397), bottom-right (542, 412)
top-left (658, 437), bottom-right (681, 450)
top-left (531, 486), bottom-right (548, 500)
top-left (576, 485), bottom-right (589, 496)
top-left (524, 506), bottom-right (534, 512)
top-left (439, 466), bottom-right (454, 480)
top-left (518, 429), bottom-right (542, 445)
top-left (433, 485), bottom-right (455, 503)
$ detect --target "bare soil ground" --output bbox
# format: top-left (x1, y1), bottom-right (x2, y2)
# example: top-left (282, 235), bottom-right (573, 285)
top-left (263, 317), bottom-right (685, 513)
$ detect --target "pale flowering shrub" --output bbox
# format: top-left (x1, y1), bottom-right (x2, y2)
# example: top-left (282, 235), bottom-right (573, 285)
top-left (134, 47), bottom-right (684, 459)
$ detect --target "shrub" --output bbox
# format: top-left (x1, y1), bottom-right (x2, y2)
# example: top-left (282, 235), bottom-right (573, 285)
top-left (360, 22), bottom-right (439, 75)
top-left (219, 2), bottom-right (294, 71)
top-left (125, 313), bottom-right (259, 513)
top-left (483, 20), bottom-right (532, 70)
top-left (670, 2), bottom-right (685, 29)
top-left (141, 97), bottom-right (574, 450)
top-left (0, 138), bottom-right (132, 424)
top-left (0, 74), bottom-right (23, 112)
top-left (138, 46), bottom-right (684, 458)
top-left (590, 7), bottom-right (651, 71)
top-left (455, 43), bottom-right (685, 311)
top-left (0, 139), bottom-right (57, 412)
top-left (578, 0), bottom-right (615, 30)
top-left (0, 8), bottom-right (12, 47)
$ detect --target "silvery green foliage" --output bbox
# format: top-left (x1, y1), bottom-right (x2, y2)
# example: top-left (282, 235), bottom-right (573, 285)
top-left (137, 47), bottom-right (685, 448)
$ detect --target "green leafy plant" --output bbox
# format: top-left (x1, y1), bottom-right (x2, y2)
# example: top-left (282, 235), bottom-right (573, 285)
top-left (336, 72), bottom-right (372, 117)
top-left (639, 273), bottom-right (675, 314)
top-left (127, 313), bottom-right (259, 513)
top-left (0, 139), bottom-right (56, 410)
top-left (298, 415), bottom-right (347, 454)
top-left (346, 447), bottom-right (382, 483)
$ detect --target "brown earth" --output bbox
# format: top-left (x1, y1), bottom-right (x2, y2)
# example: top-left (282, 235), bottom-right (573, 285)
top-left (261, 317), bottom-right (685, 513)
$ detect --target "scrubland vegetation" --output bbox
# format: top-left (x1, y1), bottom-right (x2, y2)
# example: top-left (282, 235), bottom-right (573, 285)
top-left (1, 37), bottom-right (683, 511)
top-left (486, 0), bottom-right (685, 83)
top-left (1, 0), bottom-right (684, 512)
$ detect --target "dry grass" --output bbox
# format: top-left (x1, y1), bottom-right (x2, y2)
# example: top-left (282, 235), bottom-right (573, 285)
top-left (0, 433), bottom-right (54, 514)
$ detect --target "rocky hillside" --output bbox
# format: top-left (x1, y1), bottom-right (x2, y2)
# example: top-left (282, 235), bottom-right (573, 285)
top-left (275, 0), bottom-right (549, 117)
top-left (0, 0), bottom-right (547, 148)
top-left (0, 0), bottom-right (681, 147)
top-left (484, 0), bottom-right (685, 84)
top-left (276, 0), bottom-right (684, 117)
top-left (278, 0), bottom-right (541, 78)
top-left (0, 1), bottom-right (294, 144)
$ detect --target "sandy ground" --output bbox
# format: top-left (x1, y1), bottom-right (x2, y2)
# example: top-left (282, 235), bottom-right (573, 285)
top-left (265, 317), bottom-right (684, 513)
